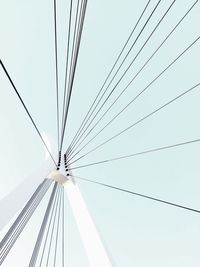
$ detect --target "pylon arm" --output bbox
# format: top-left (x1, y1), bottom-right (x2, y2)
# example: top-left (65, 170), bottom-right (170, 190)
top-left (64, 178), bottom-right (113, 267)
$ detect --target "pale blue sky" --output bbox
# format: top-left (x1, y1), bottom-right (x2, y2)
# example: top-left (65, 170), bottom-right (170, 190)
top-left (1, 0), bottom-right (200, 266)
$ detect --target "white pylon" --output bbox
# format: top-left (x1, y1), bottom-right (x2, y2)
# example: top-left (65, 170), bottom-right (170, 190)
top-left (47, 170), bottom-right (113, 267)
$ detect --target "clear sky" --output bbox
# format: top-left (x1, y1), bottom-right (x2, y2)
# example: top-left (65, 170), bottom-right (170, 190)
top-left (1, 0), bottom-right (200, 266)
